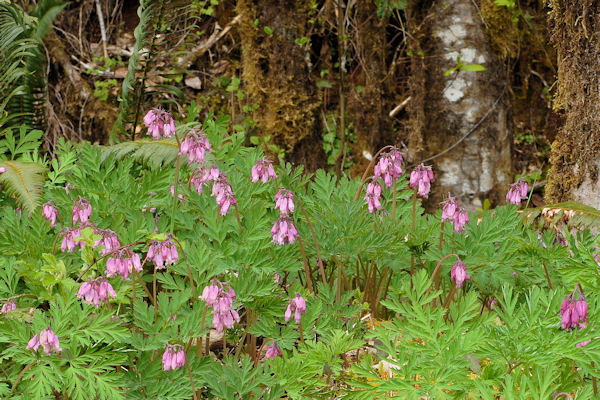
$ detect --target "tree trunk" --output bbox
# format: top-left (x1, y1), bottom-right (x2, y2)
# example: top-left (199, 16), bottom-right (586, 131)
top-left (237, 0), bottom-right (324, 171)
top-left (546, 0), bottom-right (600, 207)
top-left (419, 0), bottom-right (512, 209)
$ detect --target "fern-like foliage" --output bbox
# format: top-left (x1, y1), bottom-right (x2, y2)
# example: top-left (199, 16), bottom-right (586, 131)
top-left (100, 138), bottom-right (179, 167)
top-left (112, 0), bottom-right (202, 141)
top-left (0, 0), bottom-right (66, 134)
top-left (0, 160), bottom-right (46, 213)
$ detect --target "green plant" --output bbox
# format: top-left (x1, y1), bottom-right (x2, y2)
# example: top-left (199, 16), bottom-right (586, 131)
top-left (444, 56), bottom-right (487, 76)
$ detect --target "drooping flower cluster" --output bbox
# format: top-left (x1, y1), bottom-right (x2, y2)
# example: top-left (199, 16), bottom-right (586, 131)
top-left (265, 341), bottom-right (282, 359)
top-left (147, 237), bottom-right (179, 269)
top-left (441, 194), bottom-right (469, 233)
top-left (170, 184), bottom-right (185, 200)
top-left (275, 189), bottom-right (295, 214)
top-left (364, 182), bottom-right (382, 214)
top-left (72, 197), bottom-right (92, 225)
top-left (96, 229), bottom-right (120, 256)
top-left (61, 227), bottom-right (85, 252)
top-left (272, 188), bottom-right (299, 245)
top-left (27, 327), bottom-right (61, 355)
top-left (76, 277), bottom-right (117, 307)
top-left (0, 299), bottom-right (16, 314)
top-left (143, 108), bottom-right (176, 139)
top-left (450, 259), bottom-right (470, 288)
top-left (506, 179), bottom-right (528, 205)
top-left (285, 294), bottom-right (306, 324)
top-left (180, 129), bottom-right (211, 164)
top-left (560, 289), bottom-right (588, 330)
top-left (106, 248), bottom-right (142, 280)
top-left (374, 147), bottom-right (403, 188)
top-left (201, 281), bottom-right (240, 333)
top-left (409, 164), bottom-right (434, 198)
top-left (162, 344), bottom-right (186, 371)
top-left (251, 158), bottom-right (277, 183)
top-left (42, 202), bottom-right (58, 227)
top-left (190, 165), bottom-right (220, 195)
top-left (212, 173), bottom-right (237, 216)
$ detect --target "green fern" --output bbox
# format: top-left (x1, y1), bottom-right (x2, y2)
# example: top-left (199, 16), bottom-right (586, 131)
top-left (0, 0), bottom-right (66, 133)
top-left (100, 138), bottom-right (179, 167)
top-left (0, 160), bottom-right (47, 213)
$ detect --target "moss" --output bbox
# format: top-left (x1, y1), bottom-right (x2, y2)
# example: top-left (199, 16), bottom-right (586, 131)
top-left (546, 0), bottom-right (600, 202)
top-left (236, 0), bottom-right (323, 170)
top-left (479, 0), bottom-right (519, 59)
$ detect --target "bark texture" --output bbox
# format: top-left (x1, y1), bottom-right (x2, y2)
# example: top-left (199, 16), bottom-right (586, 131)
top-left (546, 0), bottom-right (600, 207)
top-left (421, 0), bottom-right (512, 209)
top-left (237, 0), bottom-right (324, 171)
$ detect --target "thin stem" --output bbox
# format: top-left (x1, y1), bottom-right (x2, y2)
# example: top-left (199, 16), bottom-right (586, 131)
top-left (153, 268), bottom-right (158, 321)
top-left (592, 362), bottom-right (598, 396)
top-left (170, 133), bottom-right (182, 233)
top-left (196, 306), bottom-right (208, 356)
top-left (439, 221), bottom-right (444, 251)
top-left (354, 145), bottom-right (394, 201)
top-left (186, 361), bottom-right (198, 400)
top-left (335, 0), bottom-right (346, 178)
top-left (298, 321), bottom-right (305, 344)
top-left (392, 180), bottom-right (398, 220)
top-left (430, 254), bottom-right (460, 292)
top-left (134, 270), bottom-right (157, 307)
top-left (443, 285), bottom-right (457, 309)
top-left (234, 204), bottom-right (242, 234)
top-left (170, 236), bottom-right (196, 298)
top-left (296, 235), bottom-right (314, 293)
top-left (298, 200), bottom-right (327, 286)
top-left (542, 263), bottom-right (553, 289)
top-left (11, 361), bottom-right (33, 394)
top-left (204, 332), bottom-right (210, 355)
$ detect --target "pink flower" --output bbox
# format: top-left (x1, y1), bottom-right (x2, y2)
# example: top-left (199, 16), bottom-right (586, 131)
top-left (72, 197), bottom-right (92, 225)
top-left (485, 297), bottom-right (497, 311)
top-left (409, 164), bottom-right (434, 198)
top-left (506, 179), bottom-right (528, 205)
top-left (0, 167), bottom-right (6, 173)
top-left (560, 289), bottom-right (588, 330)
top-left (27, 327), bottom-right (62, 355)
top-left (162, 344), bottom-right (186, 371)
top-left (106, 248), bottom-right (142, 280)
top-left (251, 158), bottom-right (277, 183)
top-left (42, 202), bottom-right (58, 227)
top-left (180, 129), bottom-right (211, 164)
top-left (271, 216), bottom-right (299, 245)
top-left (201, 281), bottom-right (240, 333)
top-left (0, 299), bottom-right (16, 314)
top-left (450, 259), bottom-right (469, 288)
top-left (143, 108), bottom-right (176, 139)
top-left (275, 189), bottom-right (295, 215)
top-left (169, 184), bottom-right (185, 201)
top-left (452, 208), bottom-right (469, 233)
top-left (190, 165), bottom-right (220, 195)
top-left (77, 277), bottom-right (117, 307)
top-left (441, 194), bottom-right (458, 222)
top-left (65, 182), bottom-right (75, 195)
top-left (96, 229), bottom-right (120, 256)
top-left (60, 227), bottom-right (85, 252)
top-left (212, 174), bottom-right (236, 215)
top-left (374, 147), bottom-right (403, 188)
top-left (284, 294), bottom-right (306, 324)
top-left (147, 237), bottom-right (179, 269)
top-left (364, 182), bottom-right (382, 214)
top-left (265, 341), bottom-right (282, 359)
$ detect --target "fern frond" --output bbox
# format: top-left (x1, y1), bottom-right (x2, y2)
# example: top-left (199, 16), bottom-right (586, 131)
top-left (0, 160), bottom-right (46, 213)
top-left (100, 138), bottom-right (179, 167)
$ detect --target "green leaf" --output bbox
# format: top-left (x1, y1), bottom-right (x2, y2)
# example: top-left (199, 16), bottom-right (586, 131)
top-left (0, 160), bottom-right (46, 213)
top-left (461, 63), bottom-right (487, 72)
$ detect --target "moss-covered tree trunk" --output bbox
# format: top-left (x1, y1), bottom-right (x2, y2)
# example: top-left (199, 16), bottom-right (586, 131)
top-left (546, 0), bottom-right (600, 207)
top-left (418, 0), bottom-right (512, 208)
top-left (237, 0), bottom-right (324, 171)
